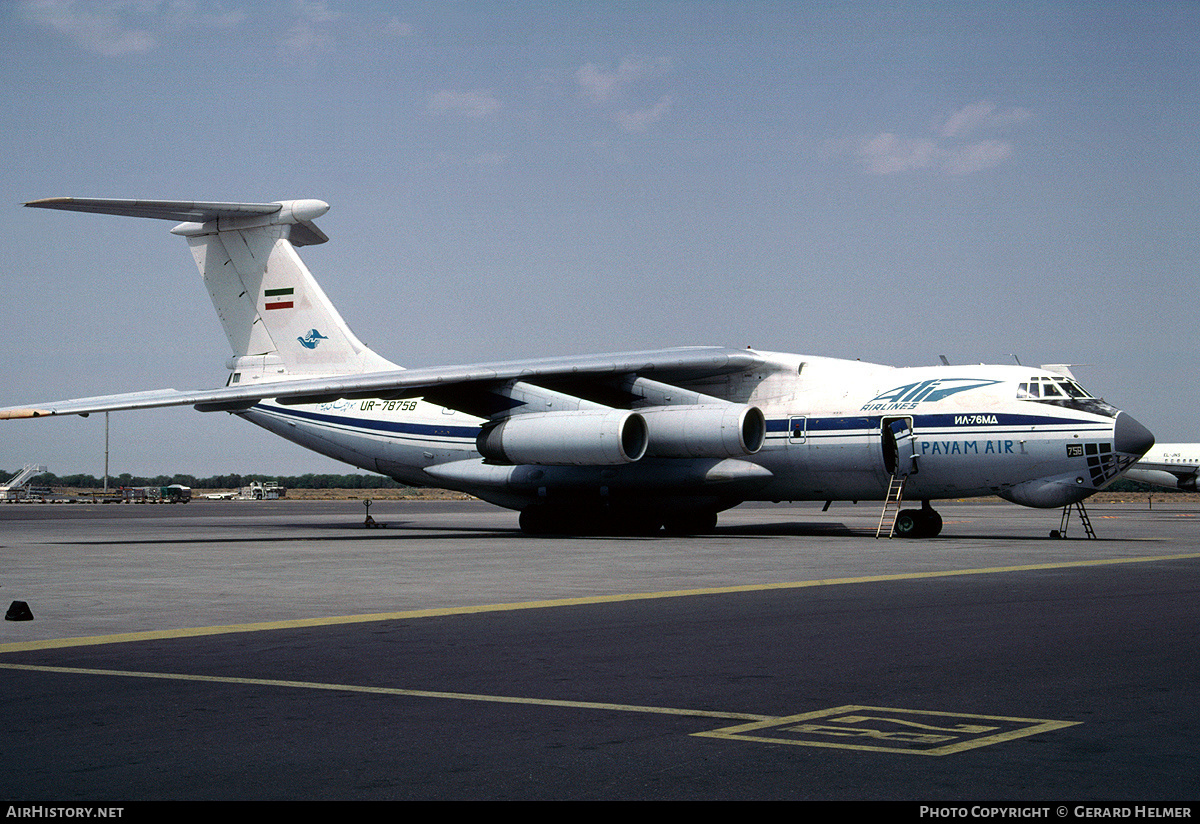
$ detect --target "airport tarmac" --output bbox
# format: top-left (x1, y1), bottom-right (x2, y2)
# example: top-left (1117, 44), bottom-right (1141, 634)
top-left (1, 498), bottom-right (1198, 801)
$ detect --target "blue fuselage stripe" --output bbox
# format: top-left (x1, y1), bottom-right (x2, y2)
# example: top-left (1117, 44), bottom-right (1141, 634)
top-left (257, 404), bottom-right (1107, 447)
top-left (252, 403), bottom-right (480, 440)
top-left (766, 412), bottom-right (1100, 434)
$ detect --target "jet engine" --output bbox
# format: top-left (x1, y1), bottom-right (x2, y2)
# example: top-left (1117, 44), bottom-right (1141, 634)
top-left (1120, 468), bottom-right (1198, 491)
top-left (638, 404), bottom-right (766, 458)
top-left (476, 410), bottom-right (648, 466)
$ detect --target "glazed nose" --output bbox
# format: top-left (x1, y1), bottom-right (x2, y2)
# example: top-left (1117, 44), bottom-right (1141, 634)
top-left (1114, 412), bottom-right (1155, 457)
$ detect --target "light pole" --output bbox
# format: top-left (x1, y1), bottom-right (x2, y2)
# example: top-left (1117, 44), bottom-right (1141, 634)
top-left (104, 412), bottom-right (109, 492)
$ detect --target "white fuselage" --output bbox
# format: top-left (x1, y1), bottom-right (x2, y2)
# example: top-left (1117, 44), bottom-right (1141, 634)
top-left (1122, 443), bottom-right (1200, 491)
top-left (237, 352), bottom-right (1141, 513)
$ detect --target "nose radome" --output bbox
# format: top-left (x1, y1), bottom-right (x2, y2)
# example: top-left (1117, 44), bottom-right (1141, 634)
top-left (1115, 412), bottom-right (1155, 457)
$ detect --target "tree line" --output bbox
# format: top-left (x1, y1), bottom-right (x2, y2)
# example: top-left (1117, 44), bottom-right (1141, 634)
top-left (1, 471), bottom-right (1184, 494)
top-left (4, 471), bottom-right (409, 490)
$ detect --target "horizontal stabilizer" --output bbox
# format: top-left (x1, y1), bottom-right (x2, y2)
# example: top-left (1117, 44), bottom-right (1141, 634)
top-left (1040, 364), bottom-right (1078, 379)
top-left (24, 197), bottom-right (330, 245)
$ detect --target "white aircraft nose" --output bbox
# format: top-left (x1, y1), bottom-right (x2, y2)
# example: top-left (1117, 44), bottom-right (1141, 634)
top-left (1114, 412), bottom-right (1155, 457)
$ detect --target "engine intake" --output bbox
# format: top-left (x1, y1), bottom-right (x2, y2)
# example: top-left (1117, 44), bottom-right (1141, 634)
top-left (477, 410), bottom-right (648, 466)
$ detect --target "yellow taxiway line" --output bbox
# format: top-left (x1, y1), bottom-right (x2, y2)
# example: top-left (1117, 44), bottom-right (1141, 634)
top-left (2, 550), bottom-right (1198, 655)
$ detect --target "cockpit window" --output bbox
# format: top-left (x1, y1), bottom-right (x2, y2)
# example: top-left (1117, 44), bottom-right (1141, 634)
top-left (1018, 376), bottom-right (1095, 400)
top-left (1060, 380), bottom-right (1088, 398)
top-left (1017, 375), bottom-right (1115, 418)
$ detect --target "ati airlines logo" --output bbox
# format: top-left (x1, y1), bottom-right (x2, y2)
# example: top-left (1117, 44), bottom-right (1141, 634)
top-left (861, 378), bottom-right (1001, 412)
top-left (297, 328), bottom-right (329, 350)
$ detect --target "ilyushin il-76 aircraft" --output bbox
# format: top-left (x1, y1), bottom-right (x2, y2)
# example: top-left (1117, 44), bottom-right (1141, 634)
top-left (1, 198), bottom-right (1156, 537)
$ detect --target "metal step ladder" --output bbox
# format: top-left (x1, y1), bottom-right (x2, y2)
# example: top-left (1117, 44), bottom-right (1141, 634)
top-left (1, 464), bottom-right (47, 501)
top-left (1053, 501), bottom-right (1096, 539)
top-left (876, 474), bottom-right (908, 539)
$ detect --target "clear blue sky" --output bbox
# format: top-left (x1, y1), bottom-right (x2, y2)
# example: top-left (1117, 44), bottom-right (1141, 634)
top-left (2, 1), bottom-right (1197, 478)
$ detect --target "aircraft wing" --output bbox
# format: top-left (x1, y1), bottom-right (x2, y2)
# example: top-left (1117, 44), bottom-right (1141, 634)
top-left (0, 347), bottom-right (762, 420)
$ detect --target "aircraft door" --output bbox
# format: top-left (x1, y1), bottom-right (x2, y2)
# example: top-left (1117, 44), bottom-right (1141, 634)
top-left (881, 416), bottom-right (918, 476)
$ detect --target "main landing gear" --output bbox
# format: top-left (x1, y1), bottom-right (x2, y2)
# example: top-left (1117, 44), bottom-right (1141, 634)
top-left (518, 505), bottom-right (720, 536)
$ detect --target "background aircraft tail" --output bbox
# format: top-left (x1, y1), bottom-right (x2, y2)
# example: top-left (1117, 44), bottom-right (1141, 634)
top-left (25, 198), bottom-right (398, 384)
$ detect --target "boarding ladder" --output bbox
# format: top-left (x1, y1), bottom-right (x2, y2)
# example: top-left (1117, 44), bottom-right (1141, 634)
top-left (1054, 501), bottom-right (1096, 539)
top-left (875, 474), bottom-right (908, 539)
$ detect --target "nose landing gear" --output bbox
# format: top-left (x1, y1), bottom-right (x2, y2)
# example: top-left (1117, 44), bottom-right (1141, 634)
top-left (1049, 501), bottom-right (1096, 539)
top-left (892, 502), bottom-right (944, 538)
top-left (878, 477), bottom-right (943, 539)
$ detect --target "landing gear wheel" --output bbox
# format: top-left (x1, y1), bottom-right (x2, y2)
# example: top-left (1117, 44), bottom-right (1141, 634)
top-left (521, 507), bottom-right (665, 537)
top-left (620, 513), bottom-right (663, 536)
top-left (591, 511), bottom-right (663, 536)
top-left (894, 508), bottom-right (943, 538)
top-left (519, 507), bottom-right (550, 535)
top-left (519, 507), bottom-right (570, 535)
top-left (662, 511), bottom-right (718, 535)
top-left (894, 509), bottom-right (923, 537)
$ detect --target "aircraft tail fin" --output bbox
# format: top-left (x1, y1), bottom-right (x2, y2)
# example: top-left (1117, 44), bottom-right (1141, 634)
top-left (25, 198), bottom-right (398, 383)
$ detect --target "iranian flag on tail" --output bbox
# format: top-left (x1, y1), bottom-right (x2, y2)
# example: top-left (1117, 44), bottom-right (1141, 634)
top-left (264, 287), bottom-right (294, 310)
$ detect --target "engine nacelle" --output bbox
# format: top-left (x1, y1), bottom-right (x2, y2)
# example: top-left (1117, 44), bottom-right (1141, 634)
top-left (1120, 467), bottom-right (1197, 491)
top-left (477, 410), bottom-right (648, 466)
top-left (638, 404), bottom-right (766, 458)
